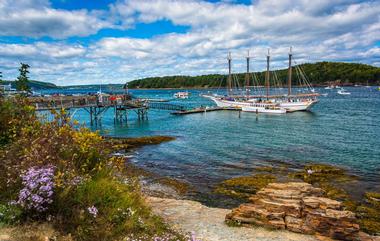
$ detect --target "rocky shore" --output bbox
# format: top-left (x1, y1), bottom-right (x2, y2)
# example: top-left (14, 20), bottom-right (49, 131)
top-left (226, 182), bottom-right (360, 240)
top-left (146, 183), bottom-right (380, 241)
top-left (147, 196), bottom-right (318, 241)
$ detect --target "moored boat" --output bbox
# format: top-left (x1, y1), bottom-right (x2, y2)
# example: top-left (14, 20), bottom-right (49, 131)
top-left (202, 47), bottom-right (319, 113)
top-left (174, 91), bottom-right (189, 99)
top-left (337, 88), bottom-right (351, 95)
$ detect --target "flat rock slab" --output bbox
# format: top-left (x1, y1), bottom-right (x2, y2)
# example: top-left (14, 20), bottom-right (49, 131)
top-left (146, 196), bottom-right (318, 241)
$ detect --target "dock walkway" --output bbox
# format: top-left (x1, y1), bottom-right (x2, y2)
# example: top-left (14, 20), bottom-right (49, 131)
top-left (171, 106), bottom-right (240, 115)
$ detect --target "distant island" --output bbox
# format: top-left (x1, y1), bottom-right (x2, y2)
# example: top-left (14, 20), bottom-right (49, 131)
top-left (127, 62), bottom-right (380, 89)
top-left (2, 80), bottom-right (59, 90)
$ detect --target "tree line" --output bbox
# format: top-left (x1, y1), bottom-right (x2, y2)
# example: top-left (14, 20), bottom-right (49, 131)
top-left (127, 62), bottom-right (380, 88)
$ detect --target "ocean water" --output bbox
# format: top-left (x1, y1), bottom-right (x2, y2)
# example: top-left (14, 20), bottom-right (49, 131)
top-left (42, 86), bottom-right (380, 206)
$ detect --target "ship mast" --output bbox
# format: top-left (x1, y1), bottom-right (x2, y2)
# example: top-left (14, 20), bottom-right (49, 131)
top-left (265, 48), bottom-right (270, 100)
top-left (288, 46), bottom-right (293, 97)
top-left (227, 52), bottom-right (232, 96)
top-left (245, 50), bottom-right (250, 99)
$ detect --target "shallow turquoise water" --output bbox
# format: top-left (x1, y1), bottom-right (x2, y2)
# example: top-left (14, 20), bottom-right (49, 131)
top-left (43, 86), bottom-right (380, 205)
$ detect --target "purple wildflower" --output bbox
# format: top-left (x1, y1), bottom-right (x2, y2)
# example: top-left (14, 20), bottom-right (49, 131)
top-left (87, 205), bottom-right (98, 218)
top-left (188, 231), bottom-right (201, 241)
top-left (17, 165), bottom-right (55, 212)
top-left (70, 176), bottom-right (83, 186)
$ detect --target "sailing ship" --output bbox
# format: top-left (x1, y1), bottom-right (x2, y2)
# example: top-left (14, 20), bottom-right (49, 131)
top-left (202, 47), bottom-right (319, 113)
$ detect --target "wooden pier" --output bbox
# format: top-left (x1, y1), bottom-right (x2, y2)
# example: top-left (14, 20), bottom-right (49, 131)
top-left (28, 94), bottom-right (196, 125)
top-left (171, 106), bottom-right (240, 115)
top-left (29, 95), bottom-right (148, 125)
top-left (28, 95), bottom-right (244, 124)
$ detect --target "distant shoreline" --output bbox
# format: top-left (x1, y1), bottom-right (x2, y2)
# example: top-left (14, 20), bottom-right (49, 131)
top-left (127, 83), bottom-right (375, 90)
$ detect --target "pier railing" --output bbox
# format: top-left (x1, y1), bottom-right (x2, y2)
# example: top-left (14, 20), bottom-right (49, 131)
top-left (28, 95), bottom-right (143, 111)
top-left (146, 102), bottom-right (186, 111)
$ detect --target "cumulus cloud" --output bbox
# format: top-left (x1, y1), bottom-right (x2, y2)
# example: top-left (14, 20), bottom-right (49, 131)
top-left (0, 0), bottom-right (112, 39)
top-left (0, 0), bottom-right (379, 85)
top-left (88, 0), bottom-right (380, 75)
top-left (0, 42), bottom-right (85, 59)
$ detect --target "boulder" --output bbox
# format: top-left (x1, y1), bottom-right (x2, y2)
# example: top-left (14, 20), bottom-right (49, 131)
top-left (226, 182), bottom-right (360, 241)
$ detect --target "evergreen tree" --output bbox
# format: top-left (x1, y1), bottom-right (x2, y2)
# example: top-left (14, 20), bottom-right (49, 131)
top-left (16, 63), bottom-right (31, 91)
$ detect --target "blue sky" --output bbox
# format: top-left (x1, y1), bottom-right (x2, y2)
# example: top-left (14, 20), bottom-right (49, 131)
top-left (0, 0), bottom-right (379, 85)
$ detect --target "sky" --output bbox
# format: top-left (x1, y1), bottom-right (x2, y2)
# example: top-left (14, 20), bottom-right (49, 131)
top-left (0, 0), bottom-right (379, 86)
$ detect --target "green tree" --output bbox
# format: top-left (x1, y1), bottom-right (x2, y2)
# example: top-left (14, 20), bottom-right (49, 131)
top-left (127, 62), bottom-right (380, 88)
top-left (15, 63), bottom-right (31, 91)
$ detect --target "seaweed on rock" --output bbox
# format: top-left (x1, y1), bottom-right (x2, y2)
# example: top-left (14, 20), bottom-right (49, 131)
top-left (214, 174), bottom-right (276, 199)
top-left (356, 192), bottom-right (380, 235)
top-left (104, 136), bottom-right (175, 152)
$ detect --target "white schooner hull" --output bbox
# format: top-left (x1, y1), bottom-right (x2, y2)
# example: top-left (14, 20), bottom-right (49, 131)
top-left (205, 95), bottom-right (317, 112)
top-left (242, 106), bottom-right (286, 114)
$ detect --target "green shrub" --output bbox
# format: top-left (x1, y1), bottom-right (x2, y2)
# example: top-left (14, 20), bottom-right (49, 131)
top-left (0, 97), bottom-right (36, 146)
top-left (0, 97), bottom-right (183, 240)
top-left (54, 173), bottom-right (179, 241)
top-left (0, 203), bottom-right (23, 226)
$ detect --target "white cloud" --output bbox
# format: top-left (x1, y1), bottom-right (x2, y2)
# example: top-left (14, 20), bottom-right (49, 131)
top-left (0, 42), bottom-right (85, 59)
top-left (0, 0), bottom-right (379, 85)
top-left (0, 0), bottom-right (112, 39)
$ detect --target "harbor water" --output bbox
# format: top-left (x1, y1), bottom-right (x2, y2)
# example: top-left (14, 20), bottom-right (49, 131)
top-left (42, 86), bottom-right (380, 206)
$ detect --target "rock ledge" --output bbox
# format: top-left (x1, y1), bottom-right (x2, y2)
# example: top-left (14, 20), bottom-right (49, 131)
top-left (226, 182), bottom-right (360, 241)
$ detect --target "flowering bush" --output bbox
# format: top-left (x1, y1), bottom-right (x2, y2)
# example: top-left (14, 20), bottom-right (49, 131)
top-left (18, 165), bottom-right (55, 213)
top-left (0, 98), bottom-right (185, 240)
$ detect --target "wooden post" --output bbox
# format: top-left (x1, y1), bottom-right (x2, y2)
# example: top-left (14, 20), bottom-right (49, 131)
top-left (90, 107), bottom-right (93, 126)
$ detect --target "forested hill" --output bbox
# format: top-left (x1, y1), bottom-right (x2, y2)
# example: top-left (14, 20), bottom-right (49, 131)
top-left (127, 62), bottom-right (380, 88)
top-left (2, 80), bottom-right (58, 89)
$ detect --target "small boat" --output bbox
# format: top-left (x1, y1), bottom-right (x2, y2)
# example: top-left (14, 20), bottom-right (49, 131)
top-left (325, 86), bottom-right (333, 90)
top-left (174, 91), bottom-right (189, 99)
top-left (337, 88), bottom-right (351, 95)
